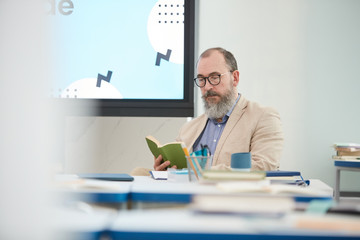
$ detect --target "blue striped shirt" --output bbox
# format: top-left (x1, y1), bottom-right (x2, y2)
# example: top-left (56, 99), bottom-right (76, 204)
top-left (193, 94), bottom-right (241, 155)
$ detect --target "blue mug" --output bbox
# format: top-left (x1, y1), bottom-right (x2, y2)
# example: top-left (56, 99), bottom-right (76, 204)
top-left (231, 152), bottom-right (251, 171)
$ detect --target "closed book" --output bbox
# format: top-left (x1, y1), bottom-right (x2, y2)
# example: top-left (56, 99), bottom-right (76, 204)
top-left (265, 170), bottom-right (301, 177)
top-left (333, 143), bottom-right (360, 152)
top-left (336, 150), bottom-right (360, 156)
top-left (77, 173), bottom-right (134, 181)
top-left (201, 170), bottom-right (266, 181)
top-left (265, 170), bottom-right (306, 185)
top-left (191, 195), bottom-right (294, 217)
top-left (332, 155), bottom-right (360, 161)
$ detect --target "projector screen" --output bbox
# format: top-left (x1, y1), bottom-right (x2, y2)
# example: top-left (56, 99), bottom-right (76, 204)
top-left (48, 0), bottom-right (195, 116)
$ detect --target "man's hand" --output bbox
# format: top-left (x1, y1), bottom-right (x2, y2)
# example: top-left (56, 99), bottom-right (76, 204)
top-left (153, 155), bottom-right (177, 171)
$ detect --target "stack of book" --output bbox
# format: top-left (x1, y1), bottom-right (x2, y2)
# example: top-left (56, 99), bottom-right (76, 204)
top-left (332, 143), bottom-right (360, 161)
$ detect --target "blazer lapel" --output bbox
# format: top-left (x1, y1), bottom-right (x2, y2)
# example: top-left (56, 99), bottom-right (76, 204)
top-left (187, 114), bottom-right (208, 152)
top-left (212, 96), bottom-right (248, 165)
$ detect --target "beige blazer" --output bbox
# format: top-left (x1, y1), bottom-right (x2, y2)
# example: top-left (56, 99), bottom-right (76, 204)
top-left (176, 96), bottom-right (283, 171)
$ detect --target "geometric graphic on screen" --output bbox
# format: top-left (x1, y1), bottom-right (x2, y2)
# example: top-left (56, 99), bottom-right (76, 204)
top-left (51, 0), bottom-right (185, 100)
top-left (155, 49), bottom-right (172, 66)
top-left (60, 78), bottom-right (122, 99)
top-left (148, 0), bottom-right (184, 65)
top-left (97, 70), bottom-right (112, 88)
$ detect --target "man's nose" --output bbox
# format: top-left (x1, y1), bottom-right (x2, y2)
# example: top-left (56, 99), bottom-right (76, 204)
top-left (203, 79), bottom-right (213, 91)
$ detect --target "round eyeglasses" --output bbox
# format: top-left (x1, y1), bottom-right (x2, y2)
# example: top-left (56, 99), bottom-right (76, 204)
top-left (194, 71), bottom-right (232, 88)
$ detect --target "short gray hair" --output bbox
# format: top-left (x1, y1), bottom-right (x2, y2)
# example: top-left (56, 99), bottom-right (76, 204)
top-left (199, 47), bottom-right (238, 72)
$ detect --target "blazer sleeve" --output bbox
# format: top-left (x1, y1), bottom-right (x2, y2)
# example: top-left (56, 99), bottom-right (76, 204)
top-left (175, 114), bottom-right (208, 152)
top-left (250, 107), bottom-right (284, 170)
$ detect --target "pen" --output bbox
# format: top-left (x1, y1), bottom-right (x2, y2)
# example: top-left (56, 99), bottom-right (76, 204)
top-left (182, 143), bottom-right (199, 180)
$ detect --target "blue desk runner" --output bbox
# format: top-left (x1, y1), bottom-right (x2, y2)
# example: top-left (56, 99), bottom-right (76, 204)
top-left (334, 161), bottom-right (360, 168)
top-left (131, 192), bottom-right (192, 203)
top-left (110, 231), bottom-right (360, 240)
top-left (63, 191), bottom-right (129, 203)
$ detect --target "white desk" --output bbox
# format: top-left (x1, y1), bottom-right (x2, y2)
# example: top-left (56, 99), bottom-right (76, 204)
top-left (108, 208), bottom-right (360, 240)
top-left (53, 175), bottom-right (360, 240)
top-left (130, 176), bottom-right (333, 208)
top-left (53, 174), bottom-right (132, 209)
top-left (54, 175), bottom-right (333, 209)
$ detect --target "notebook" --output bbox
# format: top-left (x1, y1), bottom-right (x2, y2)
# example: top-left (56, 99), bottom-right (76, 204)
top-left (265, 171), bottom-right (301, 177)
top-left (77, 173), bottom-right (134, 181)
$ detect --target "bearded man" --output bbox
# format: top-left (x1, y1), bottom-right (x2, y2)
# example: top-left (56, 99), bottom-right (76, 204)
top-left (153, 47), bottom-right (284, 171)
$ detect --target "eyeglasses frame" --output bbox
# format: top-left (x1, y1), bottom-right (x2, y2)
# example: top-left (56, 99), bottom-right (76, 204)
top-left (193, 71), bottom-right (233, 88)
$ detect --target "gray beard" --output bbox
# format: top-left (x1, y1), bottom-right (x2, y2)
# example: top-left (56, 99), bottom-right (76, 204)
top-left (202, 88), bottom-right (237, 119)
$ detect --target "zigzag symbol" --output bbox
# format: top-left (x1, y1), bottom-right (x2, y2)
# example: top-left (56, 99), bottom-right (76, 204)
top-left (97, 70), bottom-right (112, 87)
top-left (155, 49), bottom-right (172, 66)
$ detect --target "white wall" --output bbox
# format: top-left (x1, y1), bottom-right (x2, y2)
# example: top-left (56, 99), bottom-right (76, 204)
top-left (63, 117), bottom-right (188, 174)
top-left (196, 0), bottom-right (360, 190)
top-left (63, 0), bottom-right (360, 191)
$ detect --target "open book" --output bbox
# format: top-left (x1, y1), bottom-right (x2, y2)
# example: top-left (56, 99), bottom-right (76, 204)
top-left (145, 135), bottom-right (187, 169)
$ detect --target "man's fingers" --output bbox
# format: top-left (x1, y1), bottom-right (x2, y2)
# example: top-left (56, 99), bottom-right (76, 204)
top-left (155, 160), bottom-right (171, 171)
top-left (154, 155), bottom-right (163, 167)
top-left (154, 155), bottom-right (172, 171)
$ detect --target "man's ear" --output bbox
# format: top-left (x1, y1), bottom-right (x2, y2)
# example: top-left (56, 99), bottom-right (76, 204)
top-left (232, 70), bottom-right (240, 87)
